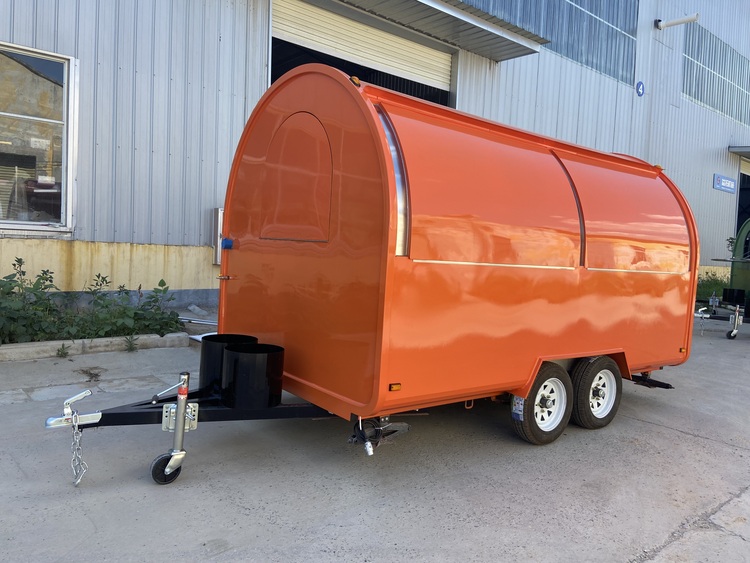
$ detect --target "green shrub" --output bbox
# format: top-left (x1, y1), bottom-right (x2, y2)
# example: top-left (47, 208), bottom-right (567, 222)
top-left (0, 257), bottom-right (183, 345)
top-left (696, 270), bottom-right (729, 302)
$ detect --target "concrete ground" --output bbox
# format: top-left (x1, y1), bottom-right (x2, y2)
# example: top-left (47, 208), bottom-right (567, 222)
top-left (1, 318), bottom-right (749, 562)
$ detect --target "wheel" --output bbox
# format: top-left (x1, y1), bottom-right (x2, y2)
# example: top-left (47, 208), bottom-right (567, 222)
top-left (150, 453), bottom-right (181, 485)
top-left (512, 363), bottom-right (573, 445)
top-left (571, 356), bottom-right (622, 429)
top-left (726, 331), bottom-right (737, 340)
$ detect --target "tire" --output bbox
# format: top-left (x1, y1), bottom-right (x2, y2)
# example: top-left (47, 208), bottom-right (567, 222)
top-left (726, 331), bottom-right (737, 340)
top-left (511, 363), bottom-right (573, 445)
top-left (571, 356), bottom-right (622, 429)
top-left (150, 453), bottom-right (181, 485)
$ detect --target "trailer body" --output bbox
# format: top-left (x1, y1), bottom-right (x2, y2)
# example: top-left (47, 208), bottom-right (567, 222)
top-left (219, 64), bottom-right (699, 421)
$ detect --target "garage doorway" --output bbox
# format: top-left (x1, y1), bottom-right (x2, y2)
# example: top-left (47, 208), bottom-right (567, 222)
top-left (738, 172), bottom-right (750, 234)
top-left (271, 38), bottom-right (450, 106)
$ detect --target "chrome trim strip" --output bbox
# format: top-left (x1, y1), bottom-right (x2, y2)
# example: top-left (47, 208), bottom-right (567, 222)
top-left (412, 260), bottom-right (686, 274)
top-left (587, 267), bottom-right (688, 275)
top-left (412, 259), bottom-right (576, 270)
top-left (376, 106), bottom-right (409, 256)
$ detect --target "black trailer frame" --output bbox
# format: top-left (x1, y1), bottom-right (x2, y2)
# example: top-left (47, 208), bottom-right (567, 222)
top-left (45, 333), bottom-right (408, 485)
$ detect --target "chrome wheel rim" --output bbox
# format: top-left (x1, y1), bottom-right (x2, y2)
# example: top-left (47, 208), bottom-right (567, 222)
top-left (589, 369), bottom-right (617, 418)
top-left (534, 378), bottom-right (567, 431)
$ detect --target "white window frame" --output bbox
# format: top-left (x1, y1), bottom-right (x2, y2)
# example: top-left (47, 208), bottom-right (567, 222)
top-left (0, 41), bottom-right (77, 235)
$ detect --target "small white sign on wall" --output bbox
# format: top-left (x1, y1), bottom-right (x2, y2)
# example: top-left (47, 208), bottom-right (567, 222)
top-left (713, 173), bottom-right (737, 194)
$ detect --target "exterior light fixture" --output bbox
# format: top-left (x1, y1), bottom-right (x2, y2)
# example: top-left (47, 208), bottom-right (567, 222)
top-left (655, 13), bottom-right (699, 30)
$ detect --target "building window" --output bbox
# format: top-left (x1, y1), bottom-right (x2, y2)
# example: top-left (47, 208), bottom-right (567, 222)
top-left (458, 0), bottom-right (639, 84)
top-left (683, 24), bottom-right (750, 126)
top-left (0, 44), bottom-right (74, 229)
top-left (542, 0), bottom-right (638, 84)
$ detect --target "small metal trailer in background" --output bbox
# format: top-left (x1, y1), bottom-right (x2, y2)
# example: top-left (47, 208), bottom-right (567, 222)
top-left (46, 64), bottom-right (699, 485)
top-left (695, 305), bottom-right (744, 339)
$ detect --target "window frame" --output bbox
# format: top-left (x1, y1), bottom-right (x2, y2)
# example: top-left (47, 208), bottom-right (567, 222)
top-left (0, 41), bottom-right (77, 235)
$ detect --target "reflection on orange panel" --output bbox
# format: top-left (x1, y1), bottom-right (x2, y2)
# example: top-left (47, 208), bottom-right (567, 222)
top-left (260, 112), bottom-right (333, 242)
top-left (379, 102), bottom-right (581, 267)
top-left (558, 152), bottom-right (690, 272)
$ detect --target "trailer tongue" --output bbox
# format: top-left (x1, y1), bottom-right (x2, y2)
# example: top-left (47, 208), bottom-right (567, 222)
top-left (45, 333), bottom-right (410, 485)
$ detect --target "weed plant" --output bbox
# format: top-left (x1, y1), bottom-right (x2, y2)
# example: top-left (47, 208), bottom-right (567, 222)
top-left (0, 257), bottom-right (183, 344)
top-left (695, 270), bottom-right (730, 302)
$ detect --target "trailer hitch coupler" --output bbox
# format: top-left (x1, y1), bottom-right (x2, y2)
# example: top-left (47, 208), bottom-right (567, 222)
top-left (64, 389), bottom-right (92, 416)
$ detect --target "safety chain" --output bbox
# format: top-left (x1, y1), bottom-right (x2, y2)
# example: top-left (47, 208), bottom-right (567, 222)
top-left (70, 411), bottom-right (88, 486)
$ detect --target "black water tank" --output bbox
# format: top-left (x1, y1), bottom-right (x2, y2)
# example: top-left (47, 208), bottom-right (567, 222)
top-left (221, 343), bottom-right (284, 409)
top-left (199, 334), bottom-right (258, 393)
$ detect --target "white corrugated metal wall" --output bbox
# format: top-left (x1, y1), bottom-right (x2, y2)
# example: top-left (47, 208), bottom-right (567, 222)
top-left (492, 46), bottom-right (645, 155)
top-left (454, 50), bottom-right (502, 120)
top-left (0, 0), bottom-right (269, 247)
top-left (643, 0), bottom-right (750, 264)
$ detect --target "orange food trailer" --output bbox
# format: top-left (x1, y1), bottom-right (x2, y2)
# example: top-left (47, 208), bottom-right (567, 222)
top-left (219, 63), bottom-right (699, 446)
top-left (44, 63), bottom-right (699, 485)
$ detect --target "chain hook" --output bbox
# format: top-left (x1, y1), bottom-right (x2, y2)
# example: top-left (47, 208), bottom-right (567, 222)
top-left (71, 411), bottom-right (88, 486)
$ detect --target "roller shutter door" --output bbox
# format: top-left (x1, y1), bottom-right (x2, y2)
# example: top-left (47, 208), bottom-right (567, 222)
top-left (273, 0), bottom-right (452, 90)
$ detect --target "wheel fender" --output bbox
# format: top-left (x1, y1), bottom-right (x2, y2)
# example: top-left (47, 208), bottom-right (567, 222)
top-left (608, 352), bottom-right (631, 381)
top-left (572, 352), bottom-right (630, 381)
top-left (509, 352), bottom-right (631, 399)
top-left (508, 358), bottom-right (546, 400)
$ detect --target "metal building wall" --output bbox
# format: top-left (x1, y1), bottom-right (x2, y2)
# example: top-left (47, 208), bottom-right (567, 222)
top-left (492, 44), bottom-right (645, 154)
top-left (461, 0), bottom-right (639, 84)
top-left (455, 37), bottom-right (645, 158)
top-left (453, 50), bottom-right (502, 120)
top-left (639, 0), bottom-right (750, 264)
top-left (454, 1), bottom-right (644, 154)
top-left (0, 0), bottom-right (270, 247)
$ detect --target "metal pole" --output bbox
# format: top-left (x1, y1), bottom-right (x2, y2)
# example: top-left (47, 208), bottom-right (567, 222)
top-left (164, 372), bottom-right (190, 476)
top-left (172, 372), bottom-right (189, 452)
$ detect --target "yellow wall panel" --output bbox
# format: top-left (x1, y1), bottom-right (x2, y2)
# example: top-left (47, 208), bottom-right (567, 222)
top-left (0, 239), bottom-right (219, 291)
